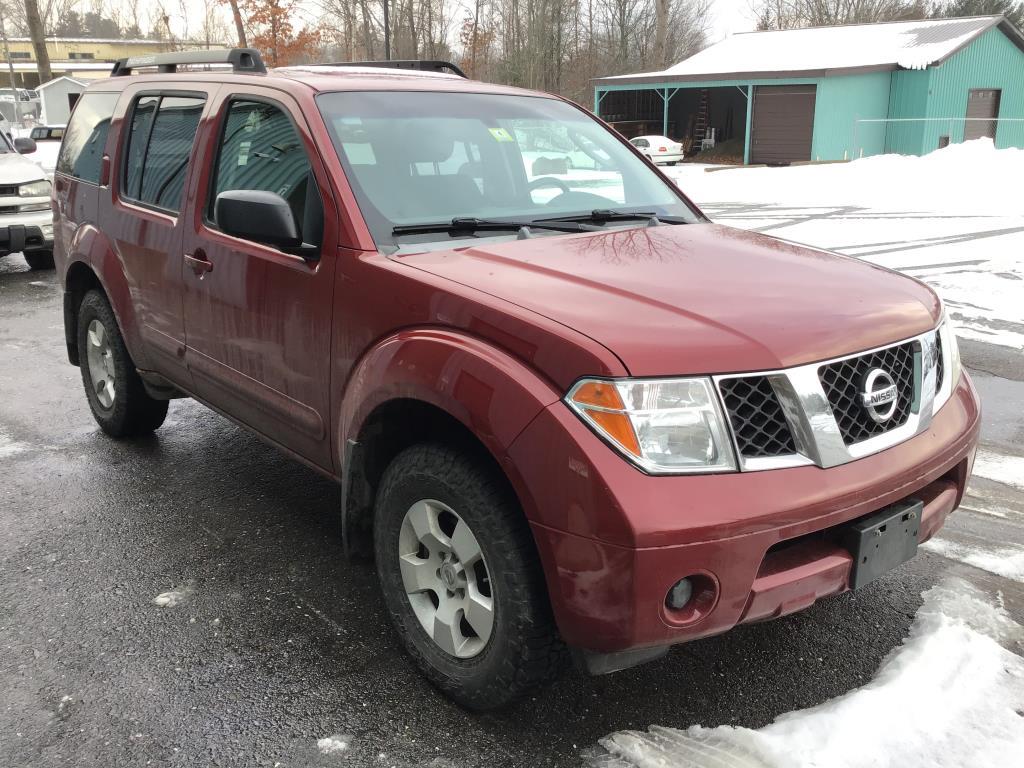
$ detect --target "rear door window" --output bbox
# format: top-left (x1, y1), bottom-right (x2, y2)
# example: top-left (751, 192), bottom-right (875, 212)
top-left (122, 94), bottom-right (206, 212)
top-left (57, 92), bottom-right (119, 183)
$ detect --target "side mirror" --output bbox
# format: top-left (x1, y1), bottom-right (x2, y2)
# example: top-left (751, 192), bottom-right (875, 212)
top-left (14, 137), bottom-right (36, 154)
top-left (215, 189), bottom-right (306, 250)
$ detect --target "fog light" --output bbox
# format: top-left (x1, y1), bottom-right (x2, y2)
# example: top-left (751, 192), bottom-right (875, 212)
top-left (665, 578), bottom-right (693, 610)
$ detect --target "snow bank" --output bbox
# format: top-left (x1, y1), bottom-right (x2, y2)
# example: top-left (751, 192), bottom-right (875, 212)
top-left (594, 579), bottom-right (1024, 768)
top-left (666, 140), bottom-right (1024, 216)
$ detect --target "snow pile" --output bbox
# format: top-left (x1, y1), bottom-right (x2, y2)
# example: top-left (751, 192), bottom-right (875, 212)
top-left (593, 579), bottom-right (1024, 768)
top-left (317, 734), bottom-right (352, 755)
top-left (152, 581), bottom-right (195, 608)
top-left (667, 139), bottom-right (1024, 216)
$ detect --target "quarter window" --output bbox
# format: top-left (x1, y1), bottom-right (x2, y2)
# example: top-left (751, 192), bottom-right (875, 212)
top-left (122, 94), bottom-right (205, 212)
top-left (57, 92), bottom-right (119, 183)
top-left (209, 99), bottom-right (323, 247)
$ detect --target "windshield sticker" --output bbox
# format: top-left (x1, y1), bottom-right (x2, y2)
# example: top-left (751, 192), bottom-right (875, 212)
top-left (237, 140), bottom-right (251, 167)
top-left (488, 127), bottom-right (514, 143)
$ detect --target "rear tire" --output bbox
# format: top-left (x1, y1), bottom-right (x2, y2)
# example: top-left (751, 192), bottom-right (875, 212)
top-left (374, 443), bottom-right (565, 710)
top-left (77, 290), bottom-right (168, 438)
top-left (24, 249), bottom-right (54, 270)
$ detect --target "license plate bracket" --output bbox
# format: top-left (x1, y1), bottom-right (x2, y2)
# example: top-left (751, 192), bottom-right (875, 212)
top-left (843, 498), bottom-right (922, 590)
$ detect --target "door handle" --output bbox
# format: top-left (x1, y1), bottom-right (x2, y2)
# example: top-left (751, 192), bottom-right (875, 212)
top-left (184, 250), bottom-right (213, 276)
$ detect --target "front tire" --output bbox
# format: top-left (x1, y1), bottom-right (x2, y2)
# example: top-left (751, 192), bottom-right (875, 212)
top-left (374, 443), bottom-right (565, 710)
top-left (24, 249), bottom-right (54, 270)
top-left (76, 290), bottom-right (168, 437)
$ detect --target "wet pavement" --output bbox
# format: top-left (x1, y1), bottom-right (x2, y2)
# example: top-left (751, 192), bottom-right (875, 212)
top-left (2, 252), bottom-right (1022, 768)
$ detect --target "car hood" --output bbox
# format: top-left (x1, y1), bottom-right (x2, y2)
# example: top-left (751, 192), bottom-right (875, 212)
top-left (0, 151), bottom-right (47, 185)
top-left (395, 223), bottom-right (941, 376)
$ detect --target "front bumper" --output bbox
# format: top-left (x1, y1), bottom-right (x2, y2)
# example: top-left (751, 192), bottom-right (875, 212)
top-left (0, 209), bottom-right (53, 256)
top-left (507, 373), bottom-right (980, 654)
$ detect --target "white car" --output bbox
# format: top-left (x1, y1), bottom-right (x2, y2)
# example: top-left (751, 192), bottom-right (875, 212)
top-left (0, 132), bottom-right (54, 270)
top-left (630, 135), bottom-right (684, 165)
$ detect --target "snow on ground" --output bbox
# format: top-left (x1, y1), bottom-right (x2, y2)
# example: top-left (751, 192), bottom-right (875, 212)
top-left (316, 734), bottom-right (352, 754)
top-left (922, 539), bottom-right (1024, 583)
top-left (591, 579), bottom-right (1024, 768)
top-left (0, 427), bottom-right (29, 458)
top-left (663, 140), bottom-right (1024, 350)
top-left (152, 581), bottom-right (195, 608)
top-left (972, 449), bottom-right (1024, 493)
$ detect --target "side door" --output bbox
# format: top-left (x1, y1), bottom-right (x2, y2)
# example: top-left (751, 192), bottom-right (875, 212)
top-left (102, 86), bottom-right (210, 386)
top-left (181, 88), bottom-right (338, 470)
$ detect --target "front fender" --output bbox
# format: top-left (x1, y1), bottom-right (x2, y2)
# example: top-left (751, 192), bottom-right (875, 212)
top-left (338, 328), bottom-right (563, 472)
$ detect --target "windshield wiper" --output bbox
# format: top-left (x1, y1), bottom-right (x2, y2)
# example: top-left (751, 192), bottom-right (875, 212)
top-left (393, 217), bottom-right (586, 237)
top-left (536, 209), bottom-right (656, 224)
top-left (536, 209), bottom-right (689, 226)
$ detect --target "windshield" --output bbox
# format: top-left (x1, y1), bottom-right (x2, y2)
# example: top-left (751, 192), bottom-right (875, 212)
top-left (317, 91), bottom-right (700, 250)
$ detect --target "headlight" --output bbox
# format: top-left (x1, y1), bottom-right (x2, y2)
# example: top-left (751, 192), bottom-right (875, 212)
top-left (933, 306), bottom-right (963, 413)
top-left (18, 179), bottom-right (51, 198)
top-left (566, 377), bottom-right (737, 474)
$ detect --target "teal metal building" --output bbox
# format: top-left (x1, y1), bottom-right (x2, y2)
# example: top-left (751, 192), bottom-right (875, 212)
top-left (594, 16), bottom-right (1024, 164)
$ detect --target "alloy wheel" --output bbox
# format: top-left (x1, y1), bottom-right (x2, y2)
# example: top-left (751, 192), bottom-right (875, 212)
top-left (85, 319), bottom-right (116, 409)
top-left (397, 499), bottom-right (494, 658)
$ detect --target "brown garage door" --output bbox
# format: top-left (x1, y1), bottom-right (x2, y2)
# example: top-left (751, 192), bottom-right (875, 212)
top-left (750, 85), bottom-right (816, 165)
top-left (965, 89), bottom-right (1000, 141)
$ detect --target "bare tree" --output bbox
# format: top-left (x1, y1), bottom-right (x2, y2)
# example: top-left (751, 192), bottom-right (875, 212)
top-left (753, 0), bottom-right (926, 29)
top-left (317, 0), bottom-right (712, 103)
top-left (24, 0), bottom-right (52, 82)
top-left (222, 0), bottom-right (247, 47)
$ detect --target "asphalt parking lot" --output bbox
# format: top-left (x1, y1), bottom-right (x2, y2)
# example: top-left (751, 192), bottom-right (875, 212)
top-left (2, 253), bottom-right (1022, 768)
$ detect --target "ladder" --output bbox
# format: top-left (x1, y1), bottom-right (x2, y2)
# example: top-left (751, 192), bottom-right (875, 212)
top-left (693, 89), bottom-right (710, 142)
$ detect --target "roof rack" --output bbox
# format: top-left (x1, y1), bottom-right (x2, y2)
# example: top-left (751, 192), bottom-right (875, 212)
top-left (324, 60), bottom-right (467, 78)
top-left (111, 48), bottom-right (266, 77)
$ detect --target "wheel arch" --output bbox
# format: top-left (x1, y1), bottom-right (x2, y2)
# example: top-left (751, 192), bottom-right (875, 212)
top-left (63, 260), bottom-right (105, 366)
top-left (338, 329), bottom-right (563, 558)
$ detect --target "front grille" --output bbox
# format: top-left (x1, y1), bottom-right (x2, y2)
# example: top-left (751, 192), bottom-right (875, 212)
top-left (935, 333), bottom-right (945, 391)
top-left (819, 341), bottom-right (915, 445)
top-left (0, 185), bottom-right (17, 197)
top-left (719, 376), bottom-right (796, 458)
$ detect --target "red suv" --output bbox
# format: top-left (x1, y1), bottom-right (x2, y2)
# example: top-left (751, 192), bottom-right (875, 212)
top-left (52, 50), bottom-right (980, 710)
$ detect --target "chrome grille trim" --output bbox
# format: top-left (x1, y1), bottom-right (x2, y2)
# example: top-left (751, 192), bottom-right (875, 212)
top-left (714, 326), bottom-right (945, 472)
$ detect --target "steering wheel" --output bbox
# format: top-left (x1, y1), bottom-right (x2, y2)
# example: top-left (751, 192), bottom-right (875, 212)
top-left (529, 176), bottom-right (570, 195)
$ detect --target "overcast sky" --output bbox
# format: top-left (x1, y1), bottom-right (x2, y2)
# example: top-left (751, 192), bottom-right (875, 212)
top-left (712, 0), bottom-right (759, 40)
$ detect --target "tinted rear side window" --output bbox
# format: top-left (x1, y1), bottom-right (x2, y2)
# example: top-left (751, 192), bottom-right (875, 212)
top-left (57, 92), bottom-right (119, 183)
top-left (123, 96), bottom-right (158, 200)
top-left (123, 95), bottom-right (205, 212)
